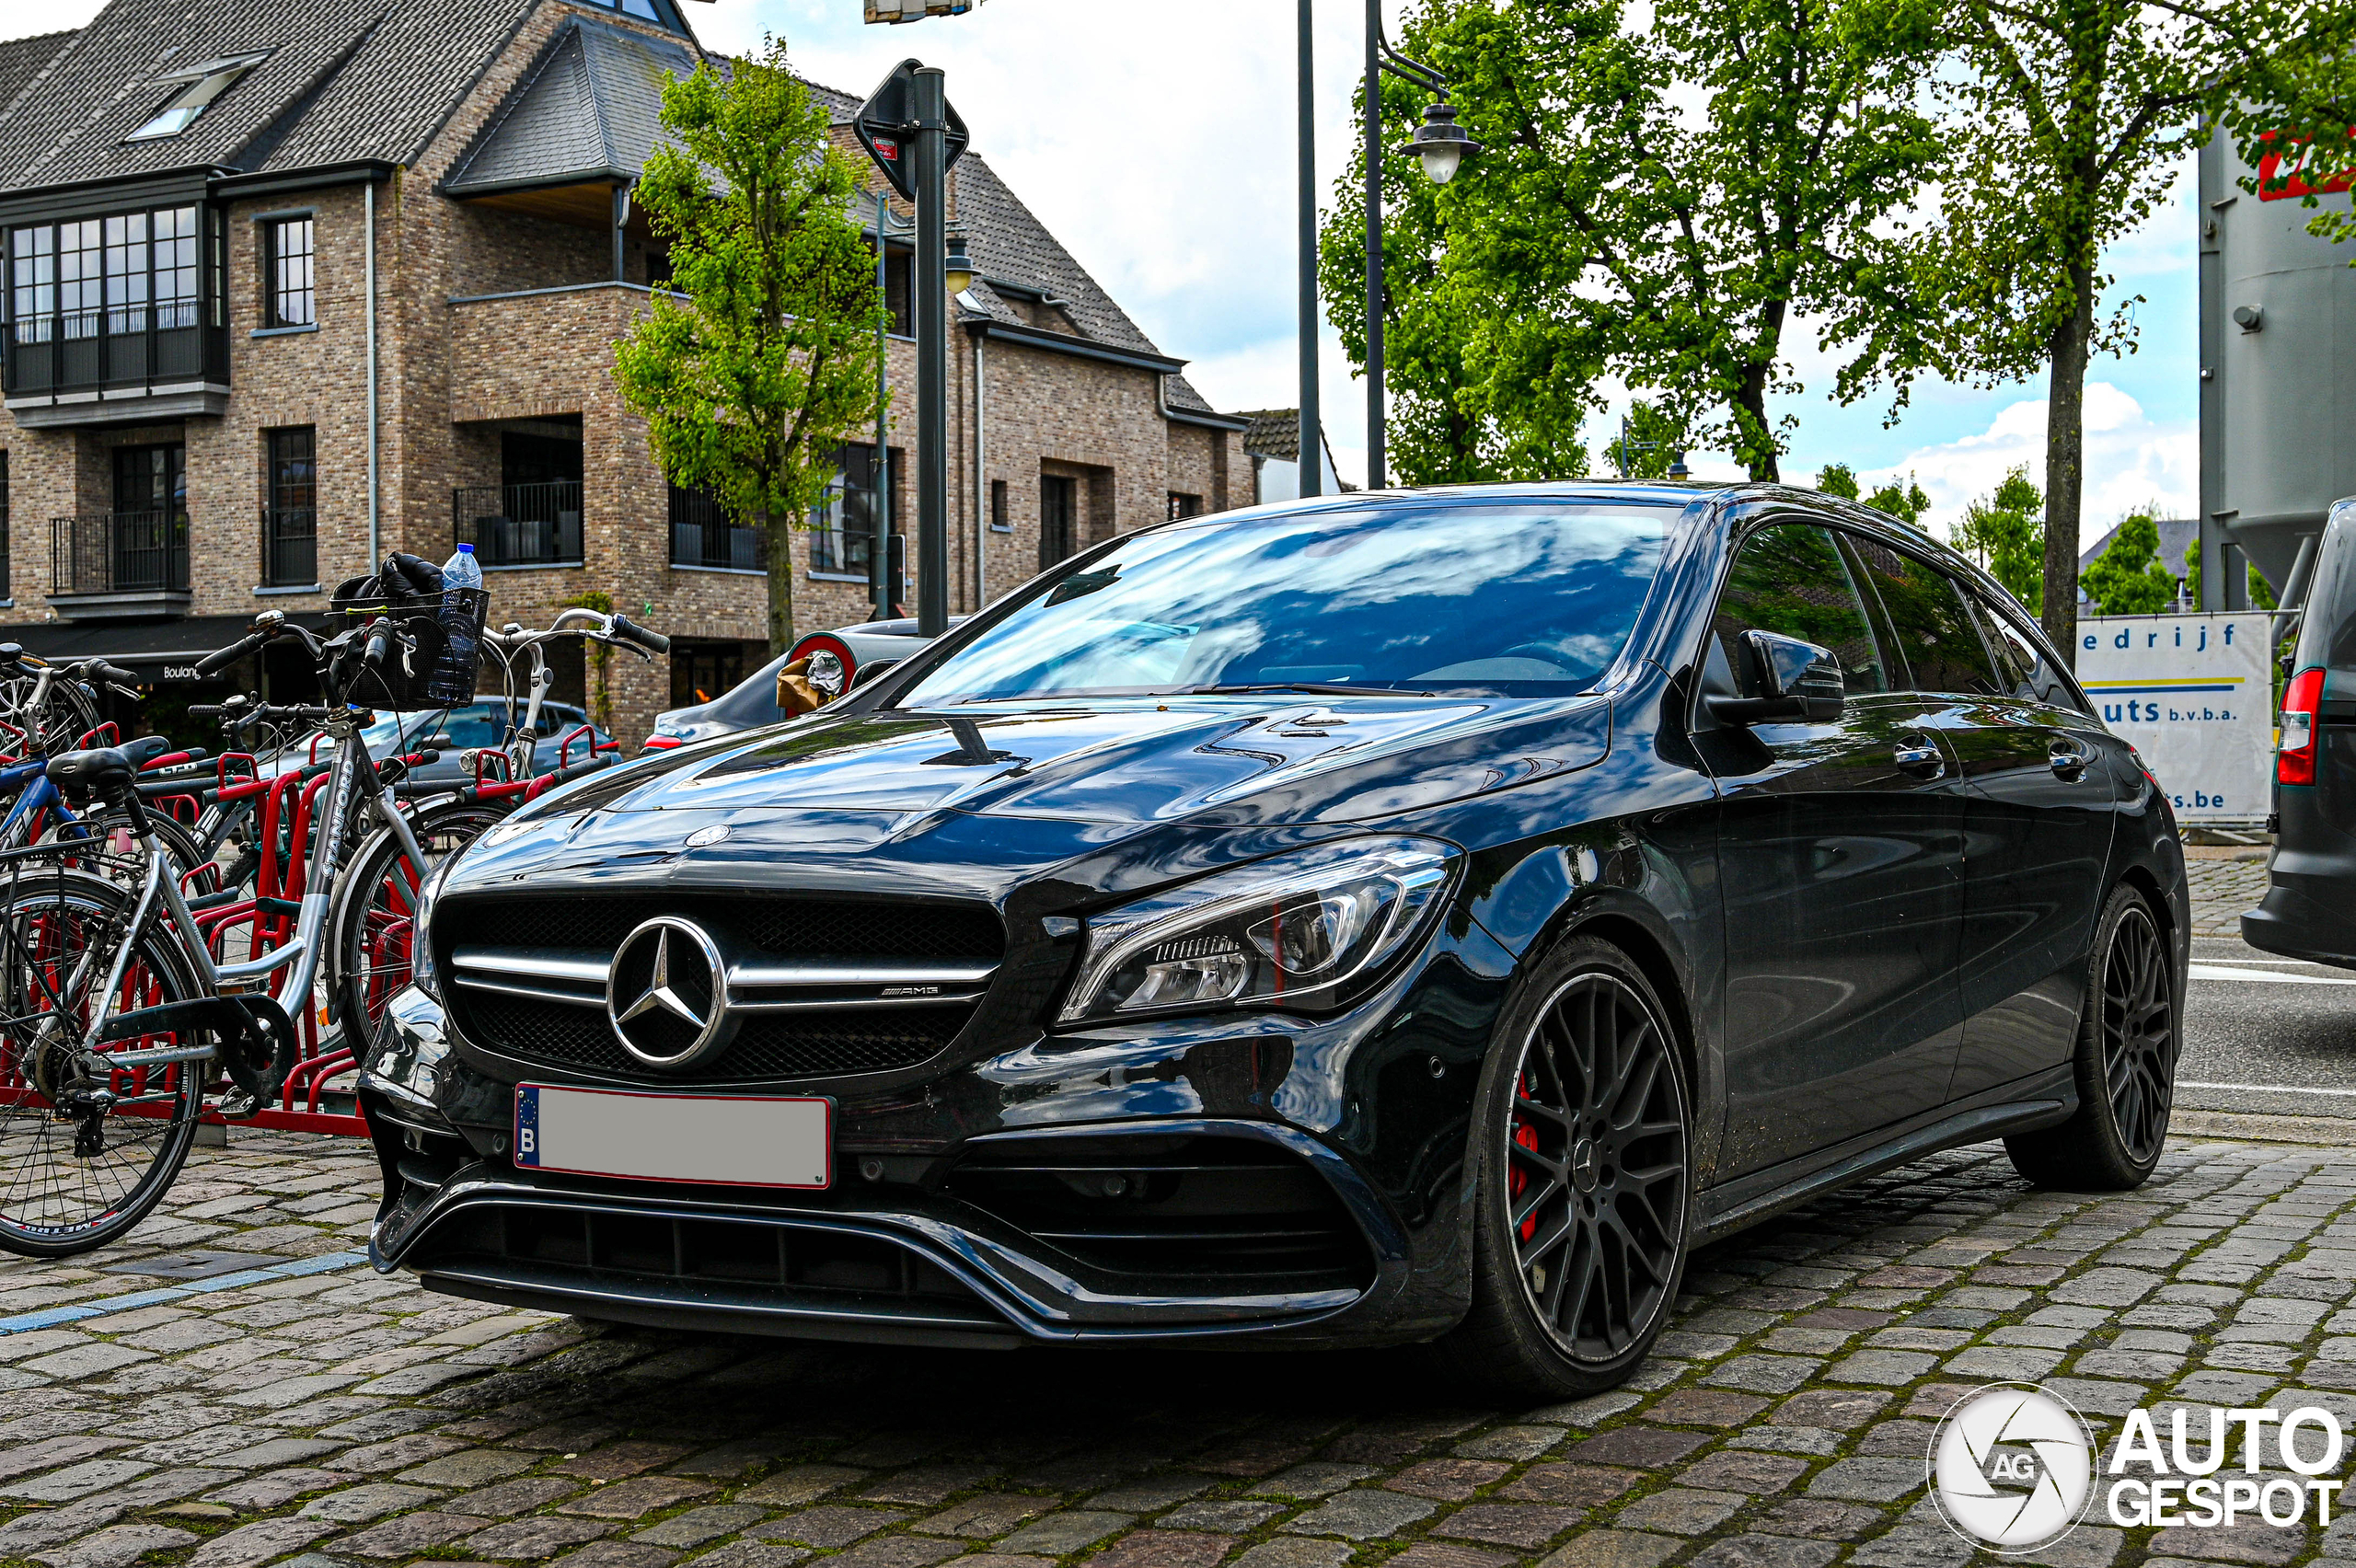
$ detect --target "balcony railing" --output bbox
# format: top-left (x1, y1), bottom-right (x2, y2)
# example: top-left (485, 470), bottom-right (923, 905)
top-left (669, 485), bottom-right (765, 571)
top-left (52, 511), bottom-right (189, 598)
top-left (262, 506), bottom-right (317, 588)
top-left (452, 481), bottom-right (583, 568)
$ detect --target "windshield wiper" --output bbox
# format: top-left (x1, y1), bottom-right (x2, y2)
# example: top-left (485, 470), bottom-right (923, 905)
top-left (1179, 682), bottom-right (1437, 698)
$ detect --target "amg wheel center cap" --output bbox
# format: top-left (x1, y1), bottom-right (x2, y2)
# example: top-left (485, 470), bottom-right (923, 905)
top-left (1571, 1138), bottom-right (1600, 1193)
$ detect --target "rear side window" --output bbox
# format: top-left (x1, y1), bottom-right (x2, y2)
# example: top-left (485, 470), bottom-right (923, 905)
top-left (1847, 536), bottom-right (2004, 697)
top-left (2292, 501), bottom-right (2356, 689)
top-left (1972, 598), bottom-right (2085, 711)
top-left (1712, 523), bottom-right (1889, 697)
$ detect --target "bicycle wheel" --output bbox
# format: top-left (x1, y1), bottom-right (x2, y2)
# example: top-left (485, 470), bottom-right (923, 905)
top-left (0, 673), bottom-right (102, 757)
top-left (0, 859), bottom-right (207, 1257)
top-left (334, 803), bottom-right (509, 1047)
top-left (40, 810), bottom-right (212, 893)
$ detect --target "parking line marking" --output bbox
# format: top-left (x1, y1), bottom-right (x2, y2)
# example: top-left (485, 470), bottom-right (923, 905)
top-left (0, 1249), bottom-right (371, 1335)
top-left (2188, 963), bottom-right (2356, 986)
top-left (2180, 1081), bottom-right (2356, 1098)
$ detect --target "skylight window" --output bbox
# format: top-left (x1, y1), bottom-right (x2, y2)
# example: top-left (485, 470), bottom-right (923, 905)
top-left (126, 52), bottom-right (270, 142)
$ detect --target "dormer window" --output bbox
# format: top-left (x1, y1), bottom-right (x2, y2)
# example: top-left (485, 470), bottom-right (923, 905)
top-left (126, 52), bottom-right (269, 142)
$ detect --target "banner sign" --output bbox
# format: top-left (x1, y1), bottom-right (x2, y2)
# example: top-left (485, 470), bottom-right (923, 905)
top-left (2075, 614), bottom-right (2273, 821)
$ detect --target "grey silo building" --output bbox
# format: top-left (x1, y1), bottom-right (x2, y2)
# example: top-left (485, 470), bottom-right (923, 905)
top-left (2199, 130), bottom-right (2356, 609)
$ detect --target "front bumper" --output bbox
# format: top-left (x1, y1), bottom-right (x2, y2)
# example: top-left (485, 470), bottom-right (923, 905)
top-left (361, 915), bottom-right (1515, 1346)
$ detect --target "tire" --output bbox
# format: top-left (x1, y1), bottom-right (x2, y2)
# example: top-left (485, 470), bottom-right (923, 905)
top-left (2004, 883), bottom-right (2178, 1190)
top-left (0, 864), bottom-right (207, 1257)
top-left (1434, 935), bottom-right (1694, 1399)
top-left (332, 802), bottom-right (509, 1047)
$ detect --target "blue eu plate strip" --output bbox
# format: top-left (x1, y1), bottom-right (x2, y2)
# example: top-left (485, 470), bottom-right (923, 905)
top-left (0, 1249), bottom-right (371, 1335)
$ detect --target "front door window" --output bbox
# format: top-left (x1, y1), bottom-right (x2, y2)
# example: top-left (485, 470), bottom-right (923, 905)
top-left (111, 444), bottom-right (187, 592)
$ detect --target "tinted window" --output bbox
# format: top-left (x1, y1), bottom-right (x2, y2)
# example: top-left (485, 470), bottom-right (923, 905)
top-left (2293, 500), bottom-right (2356, 690)
top-left (1711, 524), bottom-right (1888, 698)
top-left (1971, 598), bottom-right (2082, 709)
top-left (902, 501), bottom-right (1682, 704)
top-left (1848, 536), bottom-right (2004, 696)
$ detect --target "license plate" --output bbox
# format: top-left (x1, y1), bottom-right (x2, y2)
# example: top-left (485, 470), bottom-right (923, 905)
top-left (514, 1084), bottom-right (831, 1189)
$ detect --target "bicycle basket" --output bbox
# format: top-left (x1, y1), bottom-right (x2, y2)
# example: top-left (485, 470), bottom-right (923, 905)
top-left (328, 575), bottom-right (488, 711)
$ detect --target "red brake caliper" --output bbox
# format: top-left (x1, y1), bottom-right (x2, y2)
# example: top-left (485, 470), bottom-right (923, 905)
top-left (1510, 1070), bottom-right (1540, 1241)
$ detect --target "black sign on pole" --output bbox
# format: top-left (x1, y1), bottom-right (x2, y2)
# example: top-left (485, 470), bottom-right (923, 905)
top-left (854, 59), bottom-right (969, 202)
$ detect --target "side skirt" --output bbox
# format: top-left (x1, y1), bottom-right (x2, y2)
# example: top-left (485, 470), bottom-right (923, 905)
top-left (1696, 1065), bottom-right (2077, 1243)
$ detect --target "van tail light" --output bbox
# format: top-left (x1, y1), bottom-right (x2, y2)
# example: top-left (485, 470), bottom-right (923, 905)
top-left (2280, 667), bottom-right (2325, 785)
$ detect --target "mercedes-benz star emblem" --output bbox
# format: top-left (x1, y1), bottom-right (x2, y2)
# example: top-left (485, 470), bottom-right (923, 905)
top-left (606, 917), bottom-right (734, 1070)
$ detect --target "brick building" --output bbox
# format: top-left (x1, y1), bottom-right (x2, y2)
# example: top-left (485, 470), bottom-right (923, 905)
top-left (0, 0), bottom-right (1252, 739)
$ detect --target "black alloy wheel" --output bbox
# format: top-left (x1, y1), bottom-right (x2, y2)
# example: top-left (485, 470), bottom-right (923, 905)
top-left (2006, 884), bottom-right (2178, 1190)
top-left (1439, 937), bottom-right (1692, 1396)
top-left (2098, 902), bottom-right (2174, 1163)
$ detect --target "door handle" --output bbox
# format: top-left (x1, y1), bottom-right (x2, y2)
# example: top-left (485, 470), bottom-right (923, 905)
top-left (2050, 740), bottom-right (2091, 780)
top-left (1894, 737), bottom-right (1945, 778)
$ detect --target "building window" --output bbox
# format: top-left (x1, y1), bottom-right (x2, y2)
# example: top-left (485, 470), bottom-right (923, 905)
top-left (263, 217), bottom-right (314, 328)
top-left (155, 207), bottom-right (199, 329)
top-left (103, 213), bottom-right (147, 336)
top-left (669, 484), bottom-right (766, 571)
top-left (812, 444), bottom-right (898, 574)
top-left (1040, 475), bottom-right (1078, 570)
top-left (9, 227), bottom-right (54, 344)
top-left (880, 248), bottom-right (913, 336)
top-left (1167, 491), bottom-right (1204, 522)
top-left (262, 426), bottom-right (316, 586)
top-left (59, 220), bottom-right (99, 343)
top-left (990, 478), bottom-right (1009, 533)
top-left (127, 54), bottom-right (268, 142)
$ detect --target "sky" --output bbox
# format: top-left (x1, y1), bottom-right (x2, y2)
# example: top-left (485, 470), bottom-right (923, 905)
top-left (3, 0), bottom-right (2201, 542)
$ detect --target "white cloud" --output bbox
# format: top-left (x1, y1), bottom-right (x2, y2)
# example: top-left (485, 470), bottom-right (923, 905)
top-left (1856, 381), bottom-right (2196, 544)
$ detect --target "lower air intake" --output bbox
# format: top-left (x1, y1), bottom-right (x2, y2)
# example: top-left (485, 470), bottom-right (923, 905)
top-left (945, 1132), bottom-right (1375, 1293)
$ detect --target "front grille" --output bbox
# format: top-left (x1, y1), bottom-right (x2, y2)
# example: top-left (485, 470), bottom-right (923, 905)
top-left (408, 1203), bottom-right (1006, 1333)
top-left (463, 992), bottom-right (970, 1080)
top-left (441, 893), bottom-right (1003, 1083)
top-left (946, 1133), bottom-right (1376, 1293)
top-left (441, 895), bottom-right (1003, 963)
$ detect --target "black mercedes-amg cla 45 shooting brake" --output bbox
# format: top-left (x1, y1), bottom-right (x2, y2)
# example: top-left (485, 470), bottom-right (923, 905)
top-left (361, 481), bottom-right (2188, 1396)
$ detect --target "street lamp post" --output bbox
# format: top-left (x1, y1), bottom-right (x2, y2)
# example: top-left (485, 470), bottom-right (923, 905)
top-left (1336, 8), bottom-right (1480, 492)
top-left (866, 190), bottom-right (972, 625)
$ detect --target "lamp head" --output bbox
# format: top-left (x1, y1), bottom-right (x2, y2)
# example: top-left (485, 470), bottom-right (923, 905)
top-left (1405, 97), bottom-right (1482, 184)
top-left (944, 227), bottom-right (976, 294)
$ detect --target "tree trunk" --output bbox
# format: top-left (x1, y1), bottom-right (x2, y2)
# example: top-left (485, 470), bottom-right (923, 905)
top-left (2040, 260), bottom-right (2096, 670)
top-left (1733, 363), bottom-right (1780, 483)
top-left (763, 507), bottom-right (797, 656)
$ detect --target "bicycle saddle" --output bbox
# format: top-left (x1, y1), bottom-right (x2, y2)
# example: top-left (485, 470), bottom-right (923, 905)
top-left (48, 746), bottom-right (135, 801)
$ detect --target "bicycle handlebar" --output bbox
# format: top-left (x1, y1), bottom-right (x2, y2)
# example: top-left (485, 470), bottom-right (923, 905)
top-left (609, 615), bottom-right (670, 655)
top-left (195, 632), bottom-right (268, 678)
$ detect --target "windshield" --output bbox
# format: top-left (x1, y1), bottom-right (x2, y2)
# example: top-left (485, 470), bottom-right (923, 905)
top-left (900, 500), bottom-right (1680, 705)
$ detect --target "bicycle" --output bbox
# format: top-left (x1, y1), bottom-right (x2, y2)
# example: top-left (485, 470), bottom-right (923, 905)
top-left (0, 610), bottom-right (426, 1254)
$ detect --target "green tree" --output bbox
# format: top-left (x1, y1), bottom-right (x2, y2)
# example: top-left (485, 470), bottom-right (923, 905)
top-left (1864, 472), bottom-right (1932, 529)
top-left (2080, 512), bottom-right (2179, 616)
top-left (1954, 465), bottom-right (2045, 611)
top-left (1323, 0), bottom-right (1945, 485)
top-left (614, 37), bottom-right (885, 653)
top-left (1816, 463), bottom-right (1861, 500)
top-left (1911, 0), bottom-right (2306, 666)
top-left (2182, 538), bottom-right (2279, 611)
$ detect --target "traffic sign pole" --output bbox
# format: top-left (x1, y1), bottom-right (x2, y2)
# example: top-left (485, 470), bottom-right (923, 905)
top-left (913, 65), bottom-right (950, 639)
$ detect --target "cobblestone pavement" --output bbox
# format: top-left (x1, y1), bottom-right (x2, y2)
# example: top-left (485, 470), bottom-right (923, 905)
top-left (7, 1132), bottom-right (2356, 1568)
top-left (2185, 855), bottom-right (2270, 939)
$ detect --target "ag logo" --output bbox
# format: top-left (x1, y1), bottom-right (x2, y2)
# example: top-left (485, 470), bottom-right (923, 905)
top-left (1928, 1383), bottom-right (2094, 1553)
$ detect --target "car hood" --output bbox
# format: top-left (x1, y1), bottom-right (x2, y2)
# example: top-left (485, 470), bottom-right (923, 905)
top-left (537, 694), bottom-right (1612, 831)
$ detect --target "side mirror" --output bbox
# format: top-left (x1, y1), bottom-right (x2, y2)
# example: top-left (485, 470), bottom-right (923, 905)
top-left (1707, 631), bottom-right (1845, 725)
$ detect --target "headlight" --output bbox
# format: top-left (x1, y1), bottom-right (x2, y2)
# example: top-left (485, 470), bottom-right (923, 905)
top-left (408, 852), bottom-right (463, 1004)
top-left (1057, 836), bottom-right (1461, 1025)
